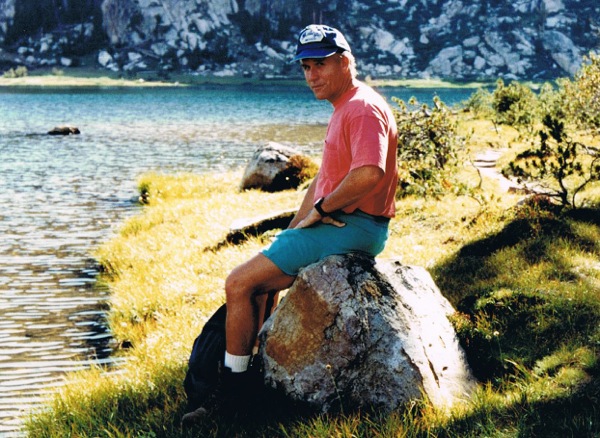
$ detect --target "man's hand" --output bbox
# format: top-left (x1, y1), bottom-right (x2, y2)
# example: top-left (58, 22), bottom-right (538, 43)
top-left (294, 208), bottom-right (346, 229)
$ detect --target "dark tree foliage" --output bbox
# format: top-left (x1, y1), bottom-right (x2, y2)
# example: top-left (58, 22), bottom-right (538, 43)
top-left (505, 115), bottom-right (600, 207)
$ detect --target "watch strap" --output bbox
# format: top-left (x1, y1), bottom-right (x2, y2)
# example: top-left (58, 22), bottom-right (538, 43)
top-left (314, 197), bottom-right (330, 217)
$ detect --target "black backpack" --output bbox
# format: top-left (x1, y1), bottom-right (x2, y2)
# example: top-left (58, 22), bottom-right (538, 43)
top-left (183, 303), bottom-right (227, 412)
top-left (183, 293), bottom-right (277, 412)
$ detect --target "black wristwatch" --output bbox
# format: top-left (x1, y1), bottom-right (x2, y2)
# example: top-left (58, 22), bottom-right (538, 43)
top-left (314, 197), bottom-right (330, 217)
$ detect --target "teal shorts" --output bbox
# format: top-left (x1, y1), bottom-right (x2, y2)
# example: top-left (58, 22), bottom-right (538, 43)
top-left (261, 210), bottom-right (390, 276)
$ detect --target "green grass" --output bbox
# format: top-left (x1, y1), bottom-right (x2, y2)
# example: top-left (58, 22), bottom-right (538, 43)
top-left (24, 115), bottom-right (600, 437)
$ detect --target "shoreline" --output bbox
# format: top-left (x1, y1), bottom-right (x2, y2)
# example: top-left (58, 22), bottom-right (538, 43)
top-left (0, 68), bottom-right (493, 89)
top-left (0, 74), bottom-right (182, 88)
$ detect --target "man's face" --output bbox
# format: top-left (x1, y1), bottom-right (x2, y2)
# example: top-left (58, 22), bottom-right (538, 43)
top-left (300, 55), bottom-right (349, 103)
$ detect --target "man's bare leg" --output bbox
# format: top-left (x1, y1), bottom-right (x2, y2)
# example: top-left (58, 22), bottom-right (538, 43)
top-left (181, 254), bottom-right (294, 425)
top-left (224, 253), bottom-right (295, 367)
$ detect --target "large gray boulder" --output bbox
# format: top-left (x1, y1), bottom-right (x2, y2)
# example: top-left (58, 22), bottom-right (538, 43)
top-left (258, 254), bottom-right (476, 414)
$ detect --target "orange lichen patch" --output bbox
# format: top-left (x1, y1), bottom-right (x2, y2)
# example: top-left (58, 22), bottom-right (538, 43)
top-left (264, 278), bottom-right (334, 374)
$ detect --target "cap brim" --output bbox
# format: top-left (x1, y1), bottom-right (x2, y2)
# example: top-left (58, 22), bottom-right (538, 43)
top-left (291, 48), bottom-right (338, 62)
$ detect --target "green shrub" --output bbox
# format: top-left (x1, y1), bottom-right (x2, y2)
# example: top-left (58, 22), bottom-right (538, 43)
top-left (491, 79), bottom-right (538, 133)
top-left (537, 81), bottom-right (567, 121)
top-left (462, 87), bottom-right (494, 118)
top-left (394, 96), bottom-right (463, 197)
top-left (560, 52), bottom-right (600, 132)
top-left (2, 65), bottom-right (28, 78)
top-left (503, 115), bottom-right (600, 208)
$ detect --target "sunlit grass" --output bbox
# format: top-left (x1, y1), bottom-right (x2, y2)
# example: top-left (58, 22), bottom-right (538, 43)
top-left (96, 170), bottom-right (301, 344)
top-left (24, 115), bottom-right (600, 437)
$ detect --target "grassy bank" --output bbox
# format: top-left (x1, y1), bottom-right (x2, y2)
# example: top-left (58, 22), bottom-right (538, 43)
top-left (24, 114), bottom-right (600, 437)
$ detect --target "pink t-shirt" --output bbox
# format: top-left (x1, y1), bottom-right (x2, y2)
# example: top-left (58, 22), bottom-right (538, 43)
top-left (314, 82), bottom-right (398, 218)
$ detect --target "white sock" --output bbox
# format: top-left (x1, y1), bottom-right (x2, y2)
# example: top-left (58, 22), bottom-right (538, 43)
top-left (224, 351), bottom-right (251, 373)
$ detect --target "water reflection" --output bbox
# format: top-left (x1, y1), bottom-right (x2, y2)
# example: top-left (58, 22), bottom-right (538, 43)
top-left (0, 126), bottom-right (141, 434)
top-left (0, 217), bottom-right (129, 435)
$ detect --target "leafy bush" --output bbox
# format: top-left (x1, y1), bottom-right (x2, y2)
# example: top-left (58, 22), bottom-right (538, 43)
top-left (537, 81), bottom-right (567, 121)
top-left (462, 87), bottom-right (494, 118)
top-left (2, 66), bottom-right (28, 78)
top-left (559, 52), bottom-right (600, 132)
top-left (491, 79), bottom-right (538, 132)
top-left (394, 96), bottom-right (463, 197)
top-left (504, 115), bottom-right (600, 207)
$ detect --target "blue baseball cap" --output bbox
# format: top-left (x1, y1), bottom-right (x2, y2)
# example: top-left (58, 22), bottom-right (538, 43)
top-left (292, 24), bottom-right (351, 62)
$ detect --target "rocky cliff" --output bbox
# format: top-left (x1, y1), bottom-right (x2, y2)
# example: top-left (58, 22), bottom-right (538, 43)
top-left (0, 0), bottom-right (598, 81)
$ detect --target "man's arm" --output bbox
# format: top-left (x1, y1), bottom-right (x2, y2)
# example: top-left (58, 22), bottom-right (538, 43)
top-left (294, 165), bottom-right (383, 229)
top-left (287, 174), bottom-right (319, 229)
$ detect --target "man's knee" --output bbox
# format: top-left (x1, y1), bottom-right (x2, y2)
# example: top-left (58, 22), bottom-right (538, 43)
top-left (225, 254), bottom-right (294, 303)
top-left (224, 267), bottom-right (252, 303)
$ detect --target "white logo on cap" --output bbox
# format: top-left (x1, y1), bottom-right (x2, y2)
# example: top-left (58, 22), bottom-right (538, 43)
top-left (299, 25), bottom-right (326, 44)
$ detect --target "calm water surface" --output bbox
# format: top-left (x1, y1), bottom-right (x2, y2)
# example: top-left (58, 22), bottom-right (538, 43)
top-left (0, 84), bottom-right (473, 435)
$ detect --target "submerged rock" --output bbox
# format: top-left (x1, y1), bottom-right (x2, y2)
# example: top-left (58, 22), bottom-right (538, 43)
top-left (47, 126), bottom-right (80, 135)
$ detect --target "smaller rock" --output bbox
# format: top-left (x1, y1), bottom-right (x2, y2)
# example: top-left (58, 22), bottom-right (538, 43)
top-left (98, 50), bottom-right (113, 67)
top-left (463, 36), bottom-right (480, 48)
top-left (240, 142), bottom-right (317, 192)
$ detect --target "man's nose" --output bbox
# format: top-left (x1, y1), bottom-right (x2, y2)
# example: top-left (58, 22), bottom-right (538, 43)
top-left (305, 68), bottom-right (318, 82)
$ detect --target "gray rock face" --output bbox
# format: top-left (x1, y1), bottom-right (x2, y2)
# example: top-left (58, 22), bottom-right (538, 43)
top-left (101, 0), bottom-right (238, 48)
top-left (259, 254), bottom-right (476, 414)
top-left (0, 0), bottom-right (15, 37)
top-left (0, 0), bottom-right (598, 80)
top-left (542, 30), bottom-right (582, 76)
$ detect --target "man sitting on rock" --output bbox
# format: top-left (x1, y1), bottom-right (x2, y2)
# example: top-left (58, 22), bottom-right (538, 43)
top-left (183, 23), bottom-right (398, 423)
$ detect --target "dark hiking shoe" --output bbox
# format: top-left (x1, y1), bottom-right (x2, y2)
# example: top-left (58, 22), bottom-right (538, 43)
top-left (181, 364), bottom-right (262, 428)
top-left (180, 405), bottom-right (209, 428)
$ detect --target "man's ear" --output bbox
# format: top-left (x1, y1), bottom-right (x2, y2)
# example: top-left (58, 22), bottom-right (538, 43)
top-left (339, 54), bottom-right (350, 71)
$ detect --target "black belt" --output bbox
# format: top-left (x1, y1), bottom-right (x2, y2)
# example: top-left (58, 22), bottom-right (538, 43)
top-left (355, 209), bottom-right (390, 224)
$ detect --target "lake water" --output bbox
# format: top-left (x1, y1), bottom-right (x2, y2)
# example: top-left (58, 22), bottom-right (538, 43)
top-left (0, 83), bottom-right (474, 435)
